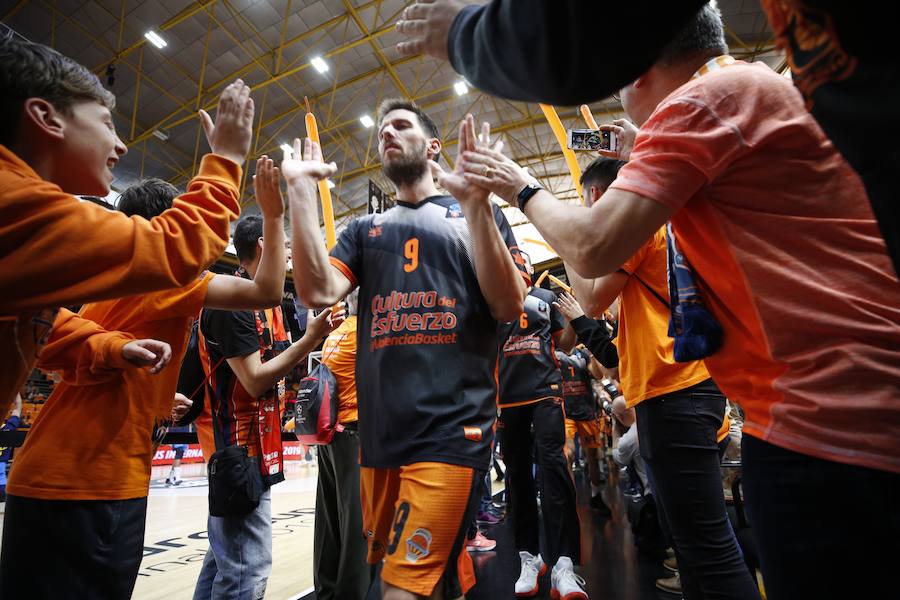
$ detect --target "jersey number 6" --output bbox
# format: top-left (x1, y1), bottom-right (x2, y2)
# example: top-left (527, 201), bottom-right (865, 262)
top-left (519, 313), bottom-right (528, 329)
top-left (403, 238), bottom-right (419, 273)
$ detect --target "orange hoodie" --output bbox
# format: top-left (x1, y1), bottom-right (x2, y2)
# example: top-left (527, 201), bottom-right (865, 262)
top-left (0, 145), bottom-right (241, 415)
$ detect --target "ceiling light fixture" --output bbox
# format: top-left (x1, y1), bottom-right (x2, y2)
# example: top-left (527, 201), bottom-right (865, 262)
top-left (144, 30), bottom-right (167, 49)
top-left (454, 80), bottom-right (469, 96)
top-left (310, 56), bottom-right (329, 73)
top-left (326, 180), bottom-right (336, 189)
top-left (360, 115), bottom-right (374, 128)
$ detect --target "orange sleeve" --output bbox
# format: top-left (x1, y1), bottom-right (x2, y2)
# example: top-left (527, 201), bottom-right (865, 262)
top-left (0, 154), bottom-right (241, 314)
top-left (36, 308), bottom-right (136, 385)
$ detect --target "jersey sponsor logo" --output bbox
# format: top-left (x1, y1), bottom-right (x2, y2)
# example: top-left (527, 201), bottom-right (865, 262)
top-left (537, 300), bottom-right (549, 314)
top-left (368, 226), bottom-right (384, 238)
top-left (463, 426), bottom-right (483, 442)
top-left (370, 290), bottom-right (460, 350)
top-left (445, 202), bottom-right (464, 218)
top-left (502, 334), bottom-right (542, 356)
top-left (406, 528), bottom-right (433, 563)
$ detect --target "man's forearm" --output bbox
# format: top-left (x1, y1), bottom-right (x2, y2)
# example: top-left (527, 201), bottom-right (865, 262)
top-left (447, 1), bottom-right (707, 105)
top-left (462, 203), bottom-right (525, 322)
top-left (565, 264), bottom-right (602, 317)
top-left (287, 185), bottom-right (346, 307)
top-left (252, 216), bottom-right (286, 305)
top-left (248, 330), bottom-right (323, 395)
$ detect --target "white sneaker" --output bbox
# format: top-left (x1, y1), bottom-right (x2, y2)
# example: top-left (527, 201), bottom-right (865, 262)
top-left (514, 551), bottom-right (546, 597)
top-left (551, 556), bottom-right (588, 600)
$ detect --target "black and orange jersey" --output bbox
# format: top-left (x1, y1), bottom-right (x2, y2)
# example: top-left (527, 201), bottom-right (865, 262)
top-left (557, 347), bottom-right (597, 421)
top-left (198, 302), bottom-right (289, 487)
top-left (329, 195), bottom-right (529, 470)
top-left (497, 287), bottom-right (565, 407)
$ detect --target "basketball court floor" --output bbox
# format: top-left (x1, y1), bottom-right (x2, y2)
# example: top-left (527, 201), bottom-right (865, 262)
top-left (0, 463), bottom-right (671, 599)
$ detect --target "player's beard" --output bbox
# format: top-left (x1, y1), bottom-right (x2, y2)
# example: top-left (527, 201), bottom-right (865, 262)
top-left (382, 140), bottom-right (428, 187)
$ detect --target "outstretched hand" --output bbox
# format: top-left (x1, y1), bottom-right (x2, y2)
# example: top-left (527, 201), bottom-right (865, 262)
top-left (280, 137), bottom-right (338, 199)
top-left (429, 115), bottom-right (502, 209)
top-left (253, 156), bottom-right (284, 219)
top-left (553, 292), bottom-right (586, 322)
top-left (395, 0), bottom-right (479, 60)
top-left (199, 79), bottom-right (255, 167)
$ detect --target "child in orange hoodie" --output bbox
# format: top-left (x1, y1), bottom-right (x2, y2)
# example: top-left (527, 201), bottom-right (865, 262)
top-left (0, 36), bottom-right (255, 414)
top-left (0, 158), bottom-right (337, 598)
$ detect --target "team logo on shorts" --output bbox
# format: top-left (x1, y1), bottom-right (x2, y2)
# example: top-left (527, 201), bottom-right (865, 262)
top-left (405, 528), bottom-right (432, 563)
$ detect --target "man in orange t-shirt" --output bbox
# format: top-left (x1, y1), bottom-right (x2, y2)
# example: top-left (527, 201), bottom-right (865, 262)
top-left (0, 159), bottom-right (284, 599)
top-left (314, 290), bottom-right (369, 600)
top-left (557, 156), bottom-right (757, 598)
top-left (460, 6), bottom-right (899, 599)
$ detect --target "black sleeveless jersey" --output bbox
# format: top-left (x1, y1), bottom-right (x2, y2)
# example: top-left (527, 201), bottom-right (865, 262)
top-left (329, 195), bottom-right (529, 469)
top-left (497, 287), bottom-right (565, 407)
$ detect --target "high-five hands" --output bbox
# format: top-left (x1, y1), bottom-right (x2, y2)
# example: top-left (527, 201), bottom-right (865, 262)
top-left (429, 115), bottom-right (504, 208)
top-left (199, 79), bottom-right (255, 167)
top-left (280, 137), bottom-right (338, 199)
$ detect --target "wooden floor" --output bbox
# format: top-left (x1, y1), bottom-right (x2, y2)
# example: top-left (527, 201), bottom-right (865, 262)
top-left (0, 461), bottom-right (321, 600)
top-left (0, 460), bottom-right (714, 600)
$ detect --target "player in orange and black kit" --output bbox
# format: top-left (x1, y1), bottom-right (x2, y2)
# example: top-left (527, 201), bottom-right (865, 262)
top-left (497, 265), bottom-right (586, 600)
top-left (287, 102), bottom-right (527, 600)
top-left (557, 347), bottom-right (611, 515)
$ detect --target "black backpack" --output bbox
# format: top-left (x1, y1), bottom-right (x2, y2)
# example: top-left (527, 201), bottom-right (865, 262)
top-left (293, 362), bottom-right (341, 445)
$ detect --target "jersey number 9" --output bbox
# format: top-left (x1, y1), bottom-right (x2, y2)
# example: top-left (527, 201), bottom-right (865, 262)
top-left (403, 238), bottom-right (419, 273)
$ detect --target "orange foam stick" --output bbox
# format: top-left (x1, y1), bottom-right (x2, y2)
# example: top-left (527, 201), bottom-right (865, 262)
top-left (547, 274), bottom-right (572, 294)
top-left (539, 103), bottom-right (584, 204)
top-left (534, 270), bottom-right (550, 288)
top-left (580, 104), bottom-right (600, 130)
top-left (305, 96), bottom-right (337, 250)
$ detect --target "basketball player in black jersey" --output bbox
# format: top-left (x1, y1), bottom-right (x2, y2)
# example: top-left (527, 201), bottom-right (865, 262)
top-left (286, 101), bottom-right (528, 600)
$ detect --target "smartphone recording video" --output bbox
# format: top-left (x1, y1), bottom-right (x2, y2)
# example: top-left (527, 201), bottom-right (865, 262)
top-left (566, 129), bottom-right (617, 153)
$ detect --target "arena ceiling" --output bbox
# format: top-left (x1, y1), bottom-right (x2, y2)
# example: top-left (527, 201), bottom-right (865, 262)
top-left (2, 0), bottom-right (783, 266)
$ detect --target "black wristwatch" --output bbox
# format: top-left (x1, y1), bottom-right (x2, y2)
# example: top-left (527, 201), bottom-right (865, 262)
top-left (516, 183), bottom-right (542, 212)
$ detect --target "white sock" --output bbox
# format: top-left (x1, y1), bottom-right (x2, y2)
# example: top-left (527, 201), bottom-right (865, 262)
top-left (590, 483), bottom-right (601, 496)
top-left (173, 466), bottom-right (181, 479)
top-left (167, 467), bottom-right (175, 480)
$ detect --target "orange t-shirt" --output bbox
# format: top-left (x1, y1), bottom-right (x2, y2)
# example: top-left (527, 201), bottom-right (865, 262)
top-left (8, 273), bottom-right (213, 500)
top-left (615, 227), bottom-right (710, 408)
top-left (0, 149), bottom-right (241, 417)
top-left (322, 315), bottom-right (359, 424)
top-left (610, 61), bottom-right (900, 473)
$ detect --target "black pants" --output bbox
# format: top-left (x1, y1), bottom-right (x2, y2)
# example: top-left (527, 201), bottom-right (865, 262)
top-left (314, 428), bottom-right (371, 600)
top-left (0, 494), bottom-right (147, 599)
top-left (743, 435), bottom-right (900, 600)
top-left (500, 397), bottom-right (580, 565)
top-left (636, 380), bottom-right (759, 600)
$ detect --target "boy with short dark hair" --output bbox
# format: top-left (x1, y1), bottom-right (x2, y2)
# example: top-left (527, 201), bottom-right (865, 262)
top-left (0, 36), bottom-right (253, 414)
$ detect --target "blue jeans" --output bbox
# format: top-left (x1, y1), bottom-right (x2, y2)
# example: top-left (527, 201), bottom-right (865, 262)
top-left (193, 488), bottom-right (272, 600)
top-left (636, 380), bottom-right (759, 600)
top-left (742, 435), bottom-right (900, 600)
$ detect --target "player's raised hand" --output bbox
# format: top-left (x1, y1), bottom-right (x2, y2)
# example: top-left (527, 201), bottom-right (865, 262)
top-left (280, 137), bottom-right (337, 200)
top-left (429, 114), bottom-right (492, 208)
top-left (199, 79), bottom-right (255, 166)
